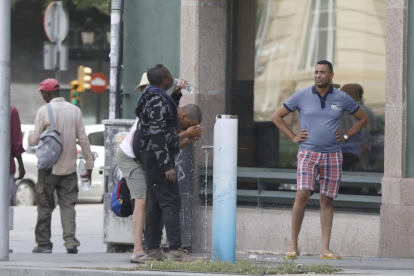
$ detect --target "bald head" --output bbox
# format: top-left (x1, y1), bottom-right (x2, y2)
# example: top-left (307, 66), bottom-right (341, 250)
top-left (177, 104), bottom-right (203, 130)
top-left (182, 104), bottom-right (202, 123)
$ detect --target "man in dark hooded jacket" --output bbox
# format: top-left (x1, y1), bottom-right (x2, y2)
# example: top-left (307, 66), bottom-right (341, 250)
top-left (135, 64), bottom-right (194, 262)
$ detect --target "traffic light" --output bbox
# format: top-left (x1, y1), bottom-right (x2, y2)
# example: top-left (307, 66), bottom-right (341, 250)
top-left (77, 65), bottom-right (92, 92)
top-left (70, 80), bottom-right (80, 106)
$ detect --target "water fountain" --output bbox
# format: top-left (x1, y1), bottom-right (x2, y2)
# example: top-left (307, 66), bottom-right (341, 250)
top-left (211, 115), bottom-right (238, 263)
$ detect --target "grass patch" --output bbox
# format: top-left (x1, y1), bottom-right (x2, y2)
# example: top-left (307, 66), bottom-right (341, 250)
top-left (134, 259), bottom-right (338, 274)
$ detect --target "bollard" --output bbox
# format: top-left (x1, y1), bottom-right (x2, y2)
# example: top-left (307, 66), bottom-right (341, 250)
top-left (212, 115), bottom-right (238, 263)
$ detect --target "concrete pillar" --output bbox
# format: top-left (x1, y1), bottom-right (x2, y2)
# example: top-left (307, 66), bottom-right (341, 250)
top-left (179, 0), bottom-right (227, 252)
top-left (380, 0), bottom-right (414, 258)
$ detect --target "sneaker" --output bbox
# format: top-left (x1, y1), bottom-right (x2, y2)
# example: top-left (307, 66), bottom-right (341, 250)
top-left (66, 246), bottom-right (78, 254)
top-left (168, 248), bottom-right (195, 262)
top-left (32, 245), bottom-right (52, 253)
top-left (144, 248), bottom-right (168, 261)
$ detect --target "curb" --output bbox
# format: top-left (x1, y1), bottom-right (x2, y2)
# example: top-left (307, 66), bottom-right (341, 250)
top-left (0, 267), bottom-right (238, 276)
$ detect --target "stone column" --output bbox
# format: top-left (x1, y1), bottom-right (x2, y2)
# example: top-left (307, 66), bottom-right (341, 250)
top-left (380, 0), bottom-right (414, 258)
top-left (180, 0), bottom-right (227, 252)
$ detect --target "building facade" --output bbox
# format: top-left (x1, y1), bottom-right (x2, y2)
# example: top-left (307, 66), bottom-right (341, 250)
top-left (115, 0), bottom-right (409, 257)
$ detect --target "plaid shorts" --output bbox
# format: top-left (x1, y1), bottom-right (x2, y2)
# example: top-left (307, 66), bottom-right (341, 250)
top-left (296, 150), bottom-right (343, 198)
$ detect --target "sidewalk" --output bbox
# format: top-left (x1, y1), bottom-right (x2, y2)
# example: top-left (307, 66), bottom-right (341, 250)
top-left (1, 252), bottom-right (414, 275)
top-left (5, 205), bottom-right (414, 275)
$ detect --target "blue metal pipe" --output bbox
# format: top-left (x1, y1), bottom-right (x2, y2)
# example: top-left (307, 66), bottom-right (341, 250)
top-left (212, 115), bottom-right (238, 263)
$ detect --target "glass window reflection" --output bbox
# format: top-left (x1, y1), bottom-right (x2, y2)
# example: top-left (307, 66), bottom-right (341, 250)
top-left (230, 0), bottom-right (385, 173)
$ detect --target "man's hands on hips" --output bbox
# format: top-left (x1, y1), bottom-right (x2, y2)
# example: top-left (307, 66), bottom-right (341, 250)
top-left (81, 169), bottom-right (93, 183)
top-left (292, 129), bottom-right (346, 143)
top-left (292, 129), bottom-right (308, 143)
top-left (336, 130), bottom-right (345, 143)
top-left (165, 168), bottom-right (177, 183)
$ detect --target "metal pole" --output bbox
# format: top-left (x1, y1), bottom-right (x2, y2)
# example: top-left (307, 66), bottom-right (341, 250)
top-left (109, 0), bottom-right (124, 119)
top-left (55, 1), bottom-right (61, 82)
top-left (0, 0), bottom-right (11, 262)
top-left (96, 33), bottom-right (103, 124)
top-left (212, 115), bottom-right (238, 263)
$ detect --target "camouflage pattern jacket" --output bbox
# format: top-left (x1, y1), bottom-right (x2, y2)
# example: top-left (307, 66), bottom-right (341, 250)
top-left (135, 86), bottom-right (182, 172)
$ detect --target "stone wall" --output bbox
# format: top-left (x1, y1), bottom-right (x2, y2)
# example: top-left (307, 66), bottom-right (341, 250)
top-left (380, 0), bottom-right (414, 258)
top-left (179, 0), bottom-right (227, 252)
top-left (197, 207), bottom-right (380, 257)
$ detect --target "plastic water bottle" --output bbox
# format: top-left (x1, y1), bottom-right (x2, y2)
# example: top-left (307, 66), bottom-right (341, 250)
top-left (173, 78), bottom-right (195, 93)
top-left (78, 158), bottom-right (91, 191)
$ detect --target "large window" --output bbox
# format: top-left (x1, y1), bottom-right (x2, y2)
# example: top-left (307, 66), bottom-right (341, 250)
top-left (297, 0), bottom-right (336, 71)
top-left (227, 0), bottom-right (386, 210)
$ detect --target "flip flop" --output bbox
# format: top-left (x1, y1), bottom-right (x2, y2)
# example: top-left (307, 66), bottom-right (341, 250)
top-left (320, 253), bottom-right (342, 260)
top-left (130, 253), bottom-right (146, 263)
top-left (284, 251), bottom-right (297, 259)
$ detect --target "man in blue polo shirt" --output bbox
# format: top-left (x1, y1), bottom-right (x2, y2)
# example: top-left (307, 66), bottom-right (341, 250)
top-left (272, 60), bottom-right (369, 260)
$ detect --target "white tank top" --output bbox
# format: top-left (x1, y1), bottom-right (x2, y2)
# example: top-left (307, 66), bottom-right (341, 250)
top-left (119, 119), bottom-right (138, 158)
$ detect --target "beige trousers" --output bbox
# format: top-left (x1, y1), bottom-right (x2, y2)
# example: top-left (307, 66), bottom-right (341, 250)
top-left (35, 169), bottom-right (80, 248)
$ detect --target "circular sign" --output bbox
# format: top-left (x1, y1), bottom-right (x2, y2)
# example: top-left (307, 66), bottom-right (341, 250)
top-left (44, 2), bottom-right (70, 42)
top-left (90, 73), bottom-right (108, 93)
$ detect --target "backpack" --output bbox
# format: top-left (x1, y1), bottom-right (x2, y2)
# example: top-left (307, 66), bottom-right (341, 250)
top-left (111, 177), bottom-right (134, 217)
top-left (35, 103), bottom-right (63, 171)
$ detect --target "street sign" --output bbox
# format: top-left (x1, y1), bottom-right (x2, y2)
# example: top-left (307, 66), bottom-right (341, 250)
top-left (43, 1), bottom-right (69, 42)
top-left (44, 42), bottom-right (68, 70)
top-left (90, 73), bottom-right (108, 93)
